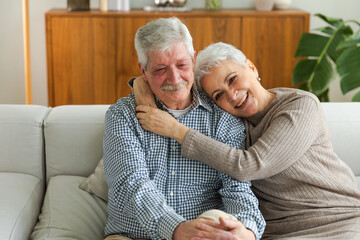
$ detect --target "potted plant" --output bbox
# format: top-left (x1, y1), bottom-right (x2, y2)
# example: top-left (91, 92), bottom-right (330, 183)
top-left (292, 14), bottom-right (360, 102)
top-left (206, 0), bottom-right (222, 10)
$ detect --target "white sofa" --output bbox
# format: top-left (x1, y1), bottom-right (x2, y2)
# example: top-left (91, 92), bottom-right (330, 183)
top-left (0, 102), bottom-right (359, 240)
top-left (30, 105), bottom-right (109, 240)
top-left (0, 105), bottom-right (50, 240)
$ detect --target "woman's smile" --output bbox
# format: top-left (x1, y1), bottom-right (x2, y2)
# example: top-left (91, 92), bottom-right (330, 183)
top-left (235, 92), bottom-right (249, 109)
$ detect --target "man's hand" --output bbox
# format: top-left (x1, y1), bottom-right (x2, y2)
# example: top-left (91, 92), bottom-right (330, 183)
top-left (192, 217), bottom-right (256, 240)
top-left (173, 219), bottom-right (219, 240)
top-left (133, 76), bottom-right (156, 107)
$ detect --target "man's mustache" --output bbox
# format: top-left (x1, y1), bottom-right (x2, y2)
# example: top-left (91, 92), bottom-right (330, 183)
top-left (161, 81), bottom-right (188, 91)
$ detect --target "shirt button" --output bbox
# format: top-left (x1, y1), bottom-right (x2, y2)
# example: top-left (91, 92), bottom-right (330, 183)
top-left (172, 146), bottom-right (176, 150)
top-left (170, 192), bottom-right (174, 196)
top-left (171, 171), bottom-right (176, 175)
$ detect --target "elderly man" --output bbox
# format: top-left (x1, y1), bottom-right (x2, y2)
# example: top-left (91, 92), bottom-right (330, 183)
top-left (103, 17), bottom-right (265, 240)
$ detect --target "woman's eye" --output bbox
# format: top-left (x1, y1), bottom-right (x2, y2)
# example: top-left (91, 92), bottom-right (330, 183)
top-left (215, 92), bottom-right (223, 101)
top-left (229, 76), bottom-right (236, 85)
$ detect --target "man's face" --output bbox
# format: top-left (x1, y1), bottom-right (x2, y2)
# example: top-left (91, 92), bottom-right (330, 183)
top-left (140, 42), bottom-right (195, 110)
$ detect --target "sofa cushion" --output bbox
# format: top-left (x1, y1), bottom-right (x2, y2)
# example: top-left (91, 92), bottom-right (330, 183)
top-left (31, 175), bottom-right (108, 240)
top-left (0, 104), bottom-right (49, 180)
top-left (79, 158), bottom-right (109, 202)
top-left (44, 105), bottom-right (109, 183)
top-left (0, 173), bottom-right (43, 240)
top-left (321, 102), bottom-right (360, 189)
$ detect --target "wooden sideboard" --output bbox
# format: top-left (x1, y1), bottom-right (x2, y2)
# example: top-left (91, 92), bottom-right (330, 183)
top-left (45, 9), bottom-right (309, 106)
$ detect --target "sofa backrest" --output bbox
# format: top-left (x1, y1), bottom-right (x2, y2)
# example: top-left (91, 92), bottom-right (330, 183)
top-left (44, 105), bottom-right (109, 184)
top-left (0, 104), bottom-right (50, 180)
top-left (42, 103), bottom-right (359, 187)
top-left (321, 102), bottom-right (360, 187)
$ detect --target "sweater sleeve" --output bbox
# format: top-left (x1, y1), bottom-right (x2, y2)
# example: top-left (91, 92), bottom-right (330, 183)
top-left (181, 96), bottom-right (321, 181)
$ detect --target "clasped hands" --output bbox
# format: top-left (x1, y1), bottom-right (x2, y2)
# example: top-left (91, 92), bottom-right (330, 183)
top-left (173, 217), bottom-right (255, 240)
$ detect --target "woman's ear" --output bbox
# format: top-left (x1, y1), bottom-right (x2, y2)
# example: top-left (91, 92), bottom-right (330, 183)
top-left (246, 59), bottom-right (259, 76)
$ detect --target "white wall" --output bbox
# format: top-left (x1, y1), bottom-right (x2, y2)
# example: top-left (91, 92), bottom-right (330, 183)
top-left (1, 0), bottom-right (359, 105)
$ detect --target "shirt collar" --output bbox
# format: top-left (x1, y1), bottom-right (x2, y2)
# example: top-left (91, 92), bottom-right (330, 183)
top-left (155, 87), bottom-right (213, 114)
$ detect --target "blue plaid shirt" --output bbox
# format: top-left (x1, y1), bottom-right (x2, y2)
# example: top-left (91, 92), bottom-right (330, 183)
top-left (103, 89), bottom-right (265, 240)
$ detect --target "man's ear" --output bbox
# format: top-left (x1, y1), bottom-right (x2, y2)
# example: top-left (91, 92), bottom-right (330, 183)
top-left (138, 62), bottom-right (148, 82)
top-left (192, 51), bottom-right (197, 67)
top-left (246, 59), bottom-right (259, 76)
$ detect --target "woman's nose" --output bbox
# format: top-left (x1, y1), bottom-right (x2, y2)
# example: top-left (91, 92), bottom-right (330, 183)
top-left (226, 88), bottom-right (238, 102)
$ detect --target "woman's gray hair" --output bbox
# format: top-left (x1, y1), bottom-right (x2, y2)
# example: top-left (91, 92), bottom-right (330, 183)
top-left (194, 42), bottom-right (247, 91)
top-left (134, 17), bottom-right (195, 70)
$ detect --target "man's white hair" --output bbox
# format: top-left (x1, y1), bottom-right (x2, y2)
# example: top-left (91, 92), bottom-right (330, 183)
top-left (194, 42), bottom-right (247, 91)
top-left (134, 17), bottom-right (195, 70)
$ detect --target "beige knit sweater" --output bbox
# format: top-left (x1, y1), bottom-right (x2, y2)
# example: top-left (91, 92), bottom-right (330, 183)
top-left (181, 88), bottom-right (360, 239)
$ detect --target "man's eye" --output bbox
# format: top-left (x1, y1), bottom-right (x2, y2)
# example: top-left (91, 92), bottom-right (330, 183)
top-left (178, 64), bottom-right (188, 69)
top-left (215, 92), bottom-right (223, 101)
top-left (153, 68), bottom-right (166, 74)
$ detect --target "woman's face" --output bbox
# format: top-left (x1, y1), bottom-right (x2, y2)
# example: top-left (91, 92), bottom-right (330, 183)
top-left (201, 59), bottom-right (265, 118)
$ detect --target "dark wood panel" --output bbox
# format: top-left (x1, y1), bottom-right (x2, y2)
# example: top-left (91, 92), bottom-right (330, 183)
top-left (241, 15), bottom-right (309, 89)
top-left (183, 17), bottom-right (241, 53)
top-left (47, 16), bottom-right (116, 106)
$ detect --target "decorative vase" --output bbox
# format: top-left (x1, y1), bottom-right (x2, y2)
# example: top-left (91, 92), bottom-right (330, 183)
top-left (255, 0), bottom-right (274, 11)
top-left (100, 0), bottom-right (130, 11)
top-left (67, 0), bottom-right (90, 11)
top-left (274, 0), bottom-right (291, 10)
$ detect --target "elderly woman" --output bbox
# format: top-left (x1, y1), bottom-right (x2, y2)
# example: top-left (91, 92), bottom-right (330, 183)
top-left (134, 42), bottom-right (360, 239)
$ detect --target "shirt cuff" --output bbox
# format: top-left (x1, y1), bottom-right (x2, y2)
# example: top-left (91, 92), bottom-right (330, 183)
top-left (242, 219), bottom-right (260, 240)
top-left (158, 211), bottom-right (186, 240)
top-left (180, 128), bottom-right (197, 158)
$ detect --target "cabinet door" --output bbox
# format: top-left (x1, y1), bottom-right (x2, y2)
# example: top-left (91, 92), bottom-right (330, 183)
top-left (115, 17), bottom-right (151, 99)
top-left (182, 17), bottom-right (241, 53)
top-left (47, 16), bottom-right (116, 106)
top-left (241, 16), bottom-right (307, 89)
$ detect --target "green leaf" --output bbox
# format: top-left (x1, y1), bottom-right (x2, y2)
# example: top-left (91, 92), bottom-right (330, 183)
top-left (292, 59), bottom-right (316, 85)
top-left (337, 47), bottom-right (360, 94)
top-left (293, 14), bottom-right (360, 102)
top-left (310, 55), bottom-right (335, 96)
top-left (326, 25), bottom-right (353, 62)
top-left (318, 89), bottom-right (330, 102)
top-left (295, 33), bottom-right (329, 57)
top-left (298, 83), bottom-right (309, 91)
top-left (347, 19), bottom-right (360, 27)
top-left (352, 91), bottom-right (360, 102)
top-left (315, 26), bottom-right (335, 36)
top-left (337, 29), bottom-right (360, 50)
top-left (315, 13), bottom-right (344, 28)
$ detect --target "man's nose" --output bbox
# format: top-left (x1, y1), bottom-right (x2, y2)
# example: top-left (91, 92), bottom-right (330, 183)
top-left (168, 66), bottom-right (181, 83)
